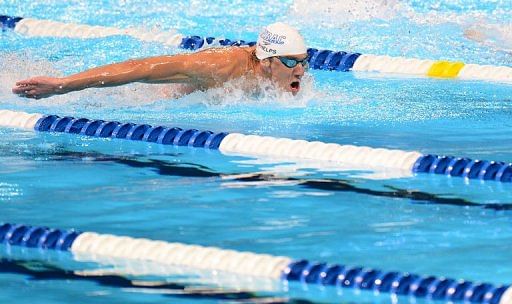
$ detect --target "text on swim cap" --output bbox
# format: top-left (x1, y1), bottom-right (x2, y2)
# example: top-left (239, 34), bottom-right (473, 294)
top-left (258, 43), bottom-right (276, 55)
top-left (260, 29), bottom-right (286, 45)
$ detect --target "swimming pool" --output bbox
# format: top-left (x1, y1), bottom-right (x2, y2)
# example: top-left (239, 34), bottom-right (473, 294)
top-left (1, 0), bottom-right (512, 303)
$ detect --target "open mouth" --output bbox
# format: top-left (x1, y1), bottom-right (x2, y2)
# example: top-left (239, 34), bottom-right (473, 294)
top-left (290, 81), bottom-right (300, 93)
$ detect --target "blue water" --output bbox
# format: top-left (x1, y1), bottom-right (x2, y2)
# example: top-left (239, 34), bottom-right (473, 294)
top-left (1, 0), bottom-right (512, 303)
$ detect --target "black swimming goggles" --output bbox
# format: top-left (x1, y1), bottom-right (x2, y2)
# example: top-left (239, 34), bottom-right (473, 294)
top-left (276, 56), bottom-right (309, 69)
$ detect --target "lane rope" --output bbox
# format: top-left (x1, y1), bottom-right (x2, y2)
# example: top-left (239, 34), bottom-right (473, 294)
top-left (1, 222), bottom-right (510, 304)
top-left (1, 109), bottom-right (511, 183)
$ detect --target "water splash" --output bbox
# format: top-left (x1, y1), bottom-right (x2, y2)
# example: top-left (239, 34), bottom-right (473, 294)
top-left (0, 53), bottom-right (63, 103)
top-left (289, 0), bottom-right (409, 25)
top-left (1, 61), bottom-right (175, 111)
top-left (160, 73), bottom-right (319, 108)
top-left (286, 0), bottom-right (512, 64)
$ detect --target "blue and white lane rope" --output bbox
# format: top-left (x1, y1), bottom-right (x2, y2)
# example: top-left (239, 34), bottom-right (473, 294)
top-left (1, 109), bottom-right (512, 183)
top-left (0, 15), bottom-right (184, 45)
top-left (2, 15), bottom-right (511, 83)
top-left (1, 222), bottom-right (511, 304)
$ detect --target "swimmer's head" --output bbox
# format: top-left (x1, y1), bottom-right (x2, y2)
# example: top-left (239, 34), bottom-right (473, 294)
top-left (256, 22), bottom-right (307, 60)
top-left (256, 22), bottom-right (308, 96)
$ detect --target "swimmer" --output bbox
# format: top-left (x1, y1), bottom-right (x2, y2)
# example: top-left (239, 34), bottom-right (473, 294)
top-left (464, 23), bottom-right (512, 53)
top-left (12, 22), bottom-right (308, 99)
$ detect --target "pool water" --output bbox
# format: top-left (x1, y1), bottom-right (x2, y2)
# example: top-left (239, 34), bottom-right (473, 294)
top-left (1, 0), bottom-right (512, 303)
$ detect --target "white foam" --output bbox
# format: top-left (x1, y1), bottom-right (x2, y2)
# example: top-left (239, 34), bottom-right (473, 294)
top-left (1, 54), bottom-right (210, 110)
top-left (289, 0), bottom-right (409, 25)
top-left (289, 0), bottom-right (512, 55)
top-left (402, 7), bottom-right (512, 54)
top-left (69, 83), bottom-right (189, 109)
top-left (173, 73), bottom-right (318, 108)
top-left (0, 53), bottom-right (65, 104)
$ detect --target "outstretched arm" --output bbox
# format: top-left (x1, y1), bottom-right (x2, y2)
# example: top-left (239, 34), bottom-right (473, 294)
top-left (12, 53), bottom-right (202, 99)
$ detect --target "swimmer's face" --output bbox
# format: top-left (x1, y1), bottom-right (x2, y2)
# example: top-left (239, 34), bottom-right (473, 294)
top-left (267, 54), bottom-right (308, 96)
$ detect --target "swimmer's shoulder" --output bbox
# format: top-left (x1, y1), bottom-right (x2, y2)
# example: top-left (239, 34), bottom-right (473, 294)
top-left (195, 45), bottom-right (255, 56)
top-left (184, 45), bottom-right (254, 84)
top-left (193, 45), bottom-right (255, 67)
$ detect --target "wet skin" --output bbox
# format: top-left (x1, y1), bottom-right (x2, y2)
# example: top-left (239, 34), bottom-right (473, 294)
top-left (267, 54), bottom-right (307, 96)
top-left (12, 46), bottom-right (308, 99)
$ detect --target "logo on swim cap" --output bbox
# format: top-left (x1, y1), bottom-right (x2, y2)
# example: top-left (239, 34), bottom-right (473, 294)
top-left (259, 29), bottom-right (286, 45)
top-left (256, 22), bottom-right (307, 60)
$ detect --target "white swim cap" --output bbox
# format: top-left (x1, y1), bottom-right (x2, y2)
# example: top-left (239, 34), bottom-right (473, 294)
top-left (255, 22), bottom-right (307, 60)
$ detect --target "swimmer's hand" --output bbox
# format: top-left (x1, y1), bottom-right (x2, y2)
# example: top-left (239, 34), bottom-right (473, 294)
top-left (12, 76), bottom-right (65, 99)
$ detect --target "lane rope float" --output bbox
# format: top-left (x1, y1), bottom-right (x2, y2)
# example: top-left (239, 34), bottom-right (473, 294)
top-left (1, 109), bottom-right (511, 183)
top-left (1, 222), bottom-right (510, 304)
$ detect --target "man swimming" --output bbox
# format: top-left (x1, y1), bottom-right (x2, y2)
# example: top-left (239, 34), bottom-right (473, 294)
top-left (12, 22), bottom-right (309, 99)
top-left (464, 23), bottom-right (512, 53)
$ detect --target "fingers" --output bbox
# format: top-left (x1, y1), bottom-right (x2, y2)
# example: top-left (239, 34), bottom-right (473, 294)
top-left (11, 87), bottom-right (39, 99)
top-left (13, 77), bottom-right (42, 94)
top-left (15, 80), bottom-right (29, 86)
top-left (12, 84), bottom-right (36, 94)
top-left (12, 80), bottom-right (41, 98)
top-left (15, 78), bottom-right (40, 86)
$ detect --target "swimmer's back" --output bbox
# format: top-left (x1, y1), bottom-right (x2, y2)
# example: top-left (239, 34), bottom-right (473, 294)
top-left (189, 46), bottom-right (256, 86)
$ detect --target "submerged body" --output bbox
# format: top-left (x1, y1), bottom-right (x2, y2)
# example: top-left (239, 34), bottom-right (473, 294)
top-left (12, 23), bottom-right (309, 100)
top-left (464, 23), bottom-right (512, 52)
